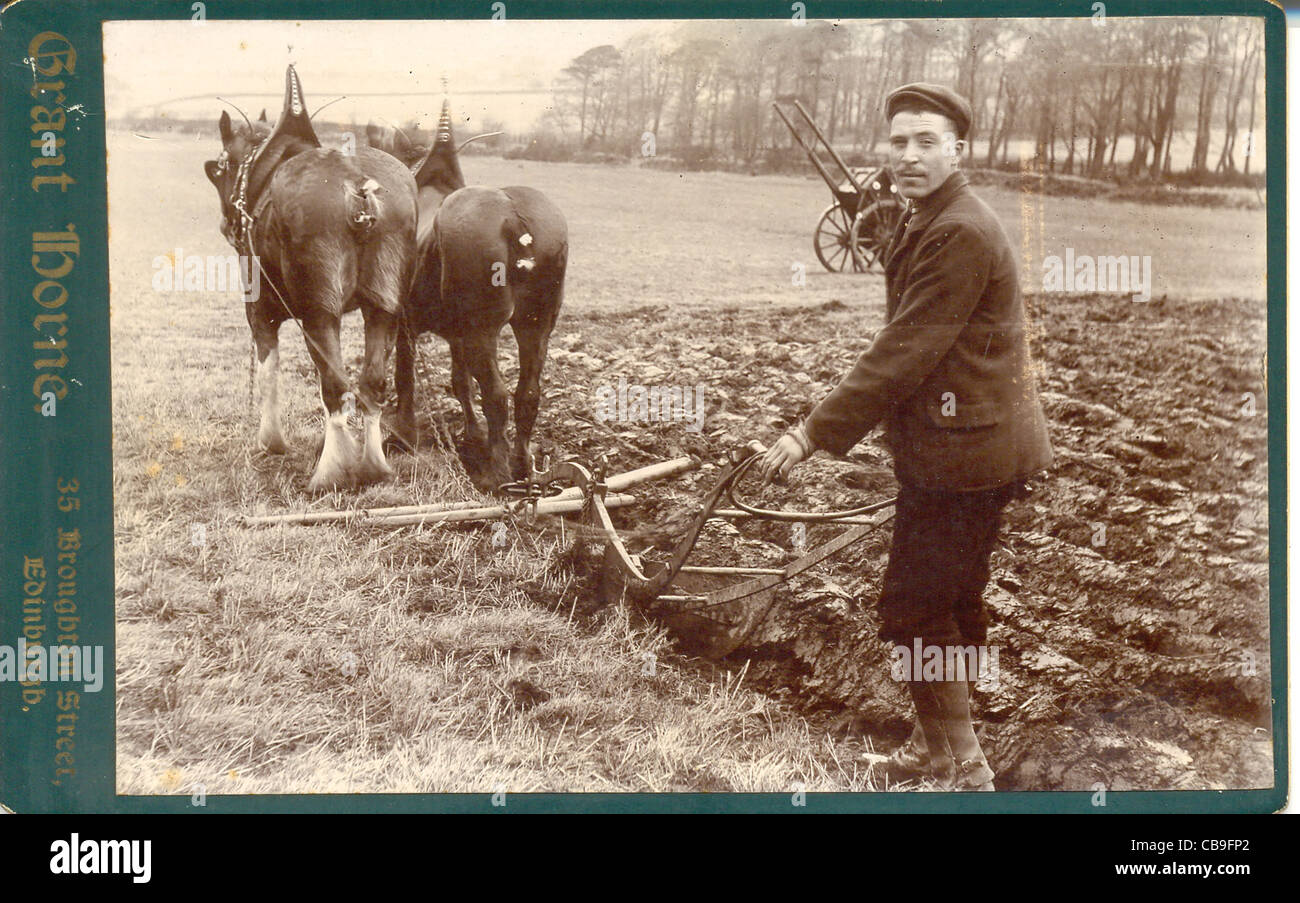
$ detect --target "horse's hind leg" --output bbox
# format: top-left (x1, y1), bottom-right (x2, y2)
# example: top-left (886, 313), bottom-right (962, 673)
top-left (357, 304), bottom-right (398, 484)
top-left (302, 311), bottom-right (358, 492)
top-left (463, 330), bottom-right (512, 491)
top-left (388, 318), bottom-right (418, 453)
top-left (510, 319), bottom-right (555, 479)
top-left (247, 301), bottom-right (287, 454)
top-left (449, 338), bottom-right (487, 449)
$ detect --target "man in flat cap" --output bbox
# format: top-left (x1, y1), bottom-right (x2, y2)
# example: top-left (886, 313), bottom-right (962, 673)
top-left (757, 83), bottom-right (1052, 791)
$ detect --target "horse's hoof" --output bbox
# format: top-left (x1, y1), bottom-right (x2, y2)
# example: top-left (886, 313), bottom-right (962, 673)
top-left (310, 419), bottom-right (359, 491)
top-left (510, 448), bottom-right (532, 481)
top-left (484, 477), bottom-right (514, 496)
top-left (488, 466), bottom-right (514, 494)
top-left (308, 447), bottom-right (356, 492)
top-left (356, 457), bottom-right (395, 486)
top-left (307, 470), bottom-right (353, 494)
top-left (260, 435), bottom-right (288, 456)
top-left (471, 464), bottom-right (513, 495)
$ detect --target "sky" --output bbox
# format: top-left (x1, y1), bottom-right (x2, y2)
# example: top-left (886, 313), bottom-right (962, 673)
top-left (103, 19), bottom-right (673, 133)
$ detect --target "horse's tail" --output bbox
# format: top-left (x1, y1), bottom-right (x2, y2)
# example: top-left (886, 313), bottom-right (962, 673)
top-left (345, 178), bottom-right (383, 237)
top-left (501, 202), bottom-right (537, 279)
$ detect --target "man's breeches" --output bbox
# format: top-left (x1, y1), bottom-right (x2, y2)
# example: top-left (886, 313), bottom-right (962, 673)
top-left (876, 481), bottom-right (1018, 648)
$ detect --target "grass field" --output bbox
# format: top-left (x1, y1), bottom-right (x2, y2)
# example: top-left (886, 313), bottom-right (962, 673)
top-left (110, 129), bottom-right (1271, 794)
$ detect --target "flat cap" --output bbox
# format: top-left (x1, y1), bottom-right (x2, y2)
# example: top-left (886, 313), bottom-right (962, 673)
top-left (885, 83), bottom-right (972, 139)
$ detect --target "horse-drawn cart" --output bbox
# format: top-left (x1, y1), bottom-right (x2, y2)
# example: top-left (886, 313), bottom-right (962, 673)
top-left (773, 98), bottom-right (905, 273)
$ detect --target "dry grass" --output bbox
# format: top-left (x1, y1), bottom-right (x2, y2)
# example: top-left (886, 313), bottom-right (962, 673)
top-left (114, 460), bottom-right (876, 793)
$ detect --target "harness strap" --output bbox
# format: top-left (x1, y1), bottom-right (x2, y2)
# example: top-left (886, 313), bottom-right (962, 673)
top-left (229, 135), bottom-right (270, 261)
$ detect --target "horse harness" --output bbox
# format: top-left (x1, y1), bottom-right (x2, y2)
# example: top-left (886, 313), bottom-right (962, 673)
top-left (216, 135), bottom-right (353, 400)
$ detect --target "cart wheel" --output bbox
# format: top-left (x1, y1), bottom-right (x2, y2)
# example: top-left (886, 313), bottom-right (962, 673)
top-left (813, 203), bottom-right (857, 272)
top-left (849, 198), bottom-right (905, 271)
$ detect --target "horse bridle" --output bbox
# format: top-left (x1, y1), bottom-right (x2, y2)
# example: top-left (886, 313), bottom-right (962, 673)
top-left (218, 135), bottom-right (271, 259)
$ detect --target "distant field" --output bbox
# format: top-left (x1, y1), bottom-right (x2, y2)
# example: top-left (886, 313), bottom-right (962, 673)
top-left (476, 150), bottom-right (1268, 307)
top-left (118, 130), bottom-right (1267, 315)
top-left (964, 129), bottom-right (1267, 178)
top-left (109, 130), bottom-right (1271, 794)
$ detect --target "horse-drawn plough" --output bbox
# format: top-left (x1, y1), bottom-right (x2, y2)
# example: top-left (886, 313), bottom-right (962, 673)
top-left (246, 443), bottom-right (896, 658)
top-left (216, 66), bottom-right (900, 658)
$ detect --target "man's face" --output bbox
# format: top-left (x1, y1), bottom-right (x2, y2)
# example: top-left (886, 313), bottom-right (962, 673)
top-left (888, 110), bottom-right (964, 201)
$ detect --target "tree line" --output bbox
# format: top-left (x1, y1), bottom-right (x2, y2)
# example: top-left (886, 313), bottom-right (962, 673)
top-left (541, 17), bottom-right (1264, 182)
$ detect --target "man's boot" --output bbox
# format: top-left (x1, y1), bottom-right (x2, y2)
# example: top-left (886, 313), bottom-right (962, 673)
top-left (870, 719), bottom-right (930, 782)
top-left (909, 678), bottom-right (996, 791)
top-left (882, 720), bottom-right (929, 779)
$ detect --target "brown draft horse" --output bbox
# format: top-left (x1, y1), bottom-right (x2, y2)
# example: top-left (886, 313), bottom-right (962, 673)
top-left (203, 65), bottom-right (418, 492)
top-left (370, 102), bottom-right (568, 490)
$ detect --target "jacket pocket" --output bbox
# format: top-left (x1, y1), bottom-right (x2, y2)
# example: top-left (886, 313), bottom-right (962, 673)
top-left (925, 398), bottom-right (1002, 429)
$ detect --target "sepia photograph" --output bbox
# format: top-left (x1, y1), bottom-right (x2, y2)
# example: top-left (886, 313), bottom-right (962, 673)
top-left (104, 12), bottom-right (1271, 797)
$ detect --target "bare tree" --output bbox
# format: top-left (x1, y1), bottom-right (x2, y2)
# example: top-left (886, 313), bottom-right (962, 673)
top-left (562, 44), bottom-right (621, 145)
top-left (1190, 18), bottom-right (1224, 174)
top-left (949, 18), bottom-right (998, 158)
top-left (535, 16), bottom-right (1263, 181)
top-left (1217, 20), bottom-right (1262, 174)
top-left (1241, 28), bottom-right (1262, 175)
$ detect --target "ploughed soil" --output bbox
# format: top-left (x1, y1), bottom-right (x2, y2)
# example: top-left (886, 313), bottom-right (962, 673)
top-left (409, 289), bottom-right (1273, 792)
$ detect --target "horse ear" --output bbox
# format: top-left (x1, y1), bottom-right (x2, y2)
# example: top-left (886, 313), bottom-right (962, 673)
top-left (394, 128), bottom-right (413, 157)
top-left (258, 108), bottom-right (267, 122)
top-left (269, 64), bottom-right (321, 147)
top-left (218, 110), bottom-right (233, 145)
top-left (365, 121), bottom-right (383, 148)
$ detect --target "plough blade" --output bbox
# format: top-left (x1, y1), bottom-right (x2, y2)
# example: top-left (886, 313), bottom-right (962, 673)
top-left (593, 444), bottom-right (896, 659)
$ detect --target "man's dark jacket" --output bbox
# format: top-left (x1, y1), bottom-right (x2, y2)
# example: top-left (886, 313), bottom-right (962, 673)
top-left (802, 171), bottom-right (1053, 491)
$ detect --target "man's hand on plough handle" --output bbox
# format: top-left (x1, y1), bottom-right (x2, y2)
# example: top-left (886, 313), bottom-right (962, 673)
top-left (756, 425), bottom-right (813, 484)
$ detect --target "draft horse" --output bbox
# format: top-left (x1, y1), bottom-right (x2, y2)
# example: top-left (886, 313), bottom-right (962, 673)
top-left (203, 65), bottom-right (418, 491)
top-left (370, 101), bottom-right (568, 490)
